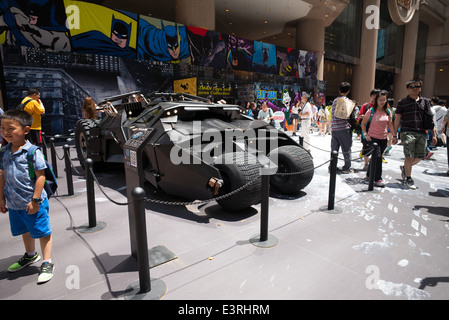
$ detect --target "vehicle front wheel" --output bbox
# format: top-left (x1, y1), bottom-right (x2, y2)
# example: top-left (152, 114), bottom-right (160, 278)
top-left (214, 153), bottom-right (262, 212)
top-left (269, 145), bottom-right (314, 194)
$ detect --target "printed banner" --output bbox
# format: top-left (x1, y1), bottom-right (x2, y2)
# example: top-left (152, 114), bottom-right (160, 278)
top-left (0, 0), bottom-right (318, 79)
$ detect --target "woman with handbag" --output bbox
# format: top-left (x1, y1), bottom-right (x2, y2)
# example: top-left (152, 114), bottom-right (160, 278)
top-left (361, 90), bottom-right (395, 187)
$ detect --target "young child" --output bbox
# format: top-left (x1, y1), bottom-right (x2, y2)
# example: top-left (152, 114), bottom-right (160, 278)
top-left (0, 109), bottom-right (54, 284)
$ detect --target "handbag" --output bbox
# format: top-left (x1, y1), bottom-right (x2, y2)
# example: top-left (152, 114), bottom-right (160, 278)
top-left (334, 97), bottom-right (356, 119)
top-left (422, 99), bottom-right (435, 130)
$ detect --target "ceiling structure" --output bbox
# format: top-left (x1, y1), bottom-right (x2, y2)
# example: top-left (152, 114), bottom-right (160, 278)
top-left (81, 0), bottom-right (349, 48)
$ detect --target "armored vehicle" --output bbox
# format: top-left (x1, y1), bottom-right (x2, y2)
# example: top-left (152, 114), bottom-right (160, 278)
top-left (75, 91), bottom-right (314, 211)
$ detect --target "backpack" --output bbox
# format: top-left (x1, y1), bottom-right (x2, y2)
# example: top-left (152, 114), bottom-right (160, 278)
top-left (362, 107), bottom-right (391, 139)
top-left (17, 98), bottom-right (33, 110)
top-left (422, 99), bottom-right (434, 130)
top-left (334, 97), bottom-right (356, 119)
top-left (27, 145), bottom-right (58, 198)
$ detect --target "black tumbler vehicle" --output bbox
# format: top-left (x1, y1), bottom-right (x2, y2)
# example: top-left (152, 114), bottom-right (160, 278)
top-left (75, 91), bottom-right (314, 211)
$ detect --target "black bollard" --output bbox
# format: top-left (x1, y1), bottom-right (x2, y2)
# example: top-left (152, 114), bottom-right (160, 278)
top-left (368, 143), bottom-right (379, 191)
top-left (41, 132), bottom-right (48, 160)
top-left (132, 187), bottom-right (151, 294)
top-left (328, 150), bottom-right (338, 210)
top-left (124, 186), bottom-right (167, 300)
top-left (85, 158), bottom-right (97, 228)
top-left (249, 165), bottom-right (279, 248)
top-left (49, 137), bottom-right (58, 178)
top-left (77, 159), bottom-right (106, 234)
top-left (259, 172), bottom-right (270, 242)
top-left (298, 135), bottom-right (304, 147)
top-left (63, 144), bottom-right (74, 196)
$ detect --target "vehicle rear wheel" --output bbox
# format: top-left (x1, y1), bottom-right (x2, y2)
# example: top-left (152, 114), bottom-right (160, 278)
top-left (269, 145), bottom-right (314, 194)
top-left (214, 153), bottom-right (262, 212)
top-left (75, 119), bottom-right (102, 169)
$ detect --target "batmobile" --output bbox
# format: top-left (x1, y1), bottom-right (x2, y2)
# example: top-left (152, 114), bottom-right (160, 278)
top-left (75, 91), bottom-right (314, 211)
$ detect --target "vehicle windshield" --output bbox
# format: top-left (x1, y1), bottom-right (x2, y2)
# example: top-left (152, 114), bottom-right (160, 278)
top-left (133, 106), bottom-right (162, 124)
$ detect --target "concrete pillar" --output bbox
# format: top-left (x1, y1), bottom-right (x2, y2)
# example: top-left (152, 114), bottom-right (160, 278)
top-left (423, 61), bottom-right (437, 98)
top-left (393, 11), bottom-right (420, 103)
top-left (175, 0), bottom-right (215, 30)
top-left (296, 19), bottom-right (325, 81)
top-left (352, 0), bottom-right (380, 104)
top-left (422, 24), bottom-right (443, 98)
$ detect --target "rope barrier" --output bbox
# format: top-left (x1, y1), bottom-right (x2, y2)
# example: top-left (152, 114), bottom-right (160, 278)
top-left (301, 138), bottom-right (375, 162)
top-left (51, 137), bottom-right (369, 208)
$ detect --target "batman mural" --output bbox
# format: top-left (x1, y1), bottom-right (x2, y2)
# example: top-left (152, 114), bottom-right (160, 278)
top-left (186, 26), bottom-right (226, 69)
top-left (137, 17), bottom-right (190, 63)
top-left (70, 15), bottom-right (137, 59)
top-left (0, 0), bottom-right (70, 51)
top-left (226, 35), bottom-right (253, 71)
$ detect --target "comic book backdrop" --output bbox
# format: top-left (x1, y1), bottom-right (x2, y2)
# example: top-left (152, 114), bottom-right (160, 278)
top-left (0, 0), bottom-right (318, 79)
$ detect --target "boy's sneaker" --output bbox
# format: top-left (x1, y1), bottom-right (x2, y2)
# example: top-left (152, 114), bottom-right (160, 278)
top-left (405, 178), bottom-right (417, 190)
top-left (37, 262), bottom-right (55, 284)
top-left (425, 152), bottom-right (434, 160)
top-left (384, 145), bottom-right (392, 155)
top-left (8, 252), bottom-right (41, 272)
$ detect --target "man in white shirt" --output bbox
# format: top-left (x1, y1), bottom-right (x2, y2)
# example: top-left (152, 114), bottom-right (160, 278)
top-left (300, 93), bottom-right (312, 151)
top-left (257, 102), bottom-right (274, 124)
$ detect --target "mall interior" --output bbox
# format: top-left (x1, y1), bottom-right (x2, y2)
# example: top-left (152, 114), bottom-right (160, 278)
top-left (1, 0), bottom-right (448, 120)
top-left (81, 0), bottom-right (449, 105)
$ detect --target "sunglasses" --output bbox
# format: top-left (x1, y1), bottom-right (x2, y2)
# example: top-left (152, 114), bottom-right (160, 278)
top-left (408, 85), bottom-right (421, 89)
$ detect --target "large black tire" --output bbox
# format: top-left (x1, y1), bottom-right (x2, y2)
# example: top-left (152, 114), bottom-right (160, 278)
top-left (269, 145), bottom-right (314, 194)
top-left (214, 153), bottom-right (262, 212)
top-left (75, 119), bottom-right (102, 169)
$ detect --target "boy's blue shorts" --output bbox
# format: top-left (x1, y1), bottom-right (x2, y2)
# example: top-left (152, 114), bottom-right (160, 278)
top-left (9, 198), bottom-right (51, 239)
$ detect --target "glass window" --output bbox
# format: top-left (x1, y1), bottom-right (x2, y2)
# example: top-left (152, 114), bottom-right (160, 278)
top-left (325, 0), bottom-right (363, 58)
top-left (376, 0), bottom-right (405, 70)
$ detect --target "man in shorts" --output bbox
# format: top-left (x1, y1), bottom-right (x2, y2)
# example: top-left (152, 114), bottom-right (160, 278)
top-left (392, 80), bottom-right (437, 189)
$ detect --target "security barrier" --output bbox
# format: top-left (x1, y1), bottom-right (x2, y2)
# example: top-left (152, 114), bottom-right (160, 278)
top-left (44, 131), bottom-right (383, 299)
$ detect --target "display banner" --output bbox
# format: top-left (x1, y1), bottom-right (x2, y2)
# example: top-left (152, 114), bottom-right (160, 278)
top-left (0, 0), bottom-right (318, 79)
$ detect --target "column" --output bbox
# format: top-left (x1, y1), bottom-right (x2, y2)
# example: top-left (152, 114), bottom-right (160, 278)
top-left (422, 24), bottom-right (443, 98)
top-left (175, 0), bottom-right (215, 31)
top-left (296, 19), bottom-right (325, 81)
top-left (393, 11), bottom-right (420, 103)
top-left (352, 0), bottom-right (380, 104)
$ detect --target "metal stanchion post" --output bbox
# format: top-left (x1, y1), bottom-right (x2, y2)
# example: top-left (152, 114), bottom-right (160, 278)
top-left (368, 143), bottom-right (379, 191)
top-left (124, 187), bottom-right (167, 300)
top-left (50, 137), bottom-right (58, 178)
top-left (328, 150), bottom-right (338, 210)
top-left (63, 144), bottom-right (74, 196)
top-left (78, 158), bottom-right (106, 233)
top-left (41, 132), bottom-right (48, 160)
top-left (260, 173), bottom-right (269, 242)
top-left (320, 150), bottom-right (342, 214)
top-left (249, 165), bottom-right (279, 248)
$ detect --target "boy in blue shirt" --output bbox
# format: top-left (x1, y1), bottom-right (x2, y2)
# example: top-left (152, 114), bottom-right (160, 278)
top-left (0, 110), bottom-right (54, 284)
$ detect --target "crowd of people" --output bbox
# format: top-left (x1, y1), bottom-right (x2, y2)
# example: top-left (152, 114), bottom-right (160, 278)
top-left (245, 80), bottom-right (448, 189)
